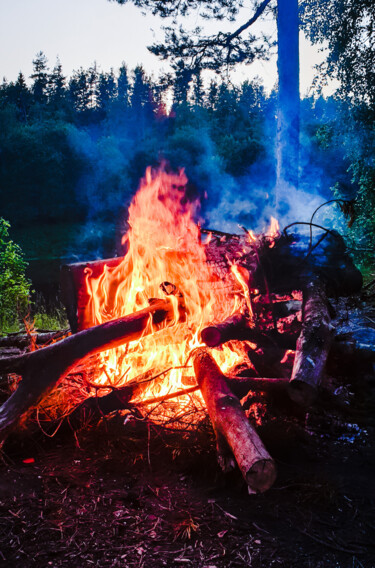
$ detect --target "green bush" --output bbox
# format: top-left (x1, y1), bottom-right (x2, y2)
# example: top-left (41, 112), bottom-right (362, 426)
top-left (0, 218), bottom-right (31, 332)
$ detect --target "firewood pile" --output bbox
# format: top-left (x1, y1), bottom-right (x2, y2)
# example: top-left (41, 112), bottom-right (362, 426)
top-left (0, 224), bottom-right (374, 495)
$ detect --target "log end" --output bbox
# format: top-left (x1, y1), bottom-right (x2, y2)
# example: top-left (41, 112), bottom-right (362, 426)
top-left (287, 379), bottom-right (317, 407)
top-left (200, 326), bottom-right (221, 348)
top-left (245, 458), bottom-right (277, 494)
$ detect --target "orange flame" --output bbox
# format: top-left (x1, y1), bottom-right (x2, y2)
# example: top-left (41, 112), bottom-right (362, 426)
top-left (84, 167), bottom-right (243, 421)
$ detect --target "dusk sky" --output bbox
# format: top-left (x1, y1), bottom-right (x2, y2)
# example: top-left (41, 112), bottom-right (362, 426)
top-left (1, 0), bottom-right (331, 95)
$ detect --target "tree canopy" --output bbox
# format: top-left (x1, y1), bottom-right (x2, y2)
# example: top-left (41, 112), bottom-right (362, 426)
top-left (300, 0), bottom-right (375, 108)
top-left (110, 0), bottom-right (275, 71)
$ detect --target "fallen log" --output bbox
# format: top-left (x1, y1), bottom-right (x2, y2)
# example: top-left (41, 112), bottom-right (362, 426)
top-left (288, 280), bottom-right (335, 406)
top-left (0, 299), bottom-right (175, 442)
top-left (192, 348), bottom-right (276, 493)
top-left (0, 330), bottom-right (69, 349)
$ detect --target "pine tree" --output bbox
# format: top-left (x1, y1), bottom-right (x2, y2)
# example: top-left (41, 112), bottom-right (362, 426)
top-left (97, 70), bottom-right (117, 112)
top-left (117, 63), bottom-right (129, 107)
top-left (69, 68), bottom-right (90, 113)
top-left (171, 60), bottom-right (192, 106)
top-left (12, 73), bottom-right (31, 122)
top-left (87, 64), bottom-right (99, 109)
top-left (48, 58), bottom-right (66, 108)
top-left (192, 69), bottom-right (204, 107)
top-left (30, 51), bottom-right (49, 104)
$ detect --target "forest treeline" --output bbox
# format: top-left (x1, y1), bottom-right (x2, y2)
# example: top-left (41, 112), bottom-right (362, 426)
top-left (0, 52), bottom-right (374, 258)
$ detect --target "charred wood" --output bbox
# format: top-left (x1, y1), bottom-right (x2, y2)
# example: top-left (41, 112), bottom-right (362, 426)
top-left (201, 311), bottom-right (299, 351)
top-left (288, 280), bottom-right (335, 406)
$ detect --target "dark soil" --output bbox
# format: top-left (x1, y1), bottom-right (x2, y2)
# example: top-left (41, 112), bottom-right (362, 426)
top-left (0, 399), bottom-right (374, 568)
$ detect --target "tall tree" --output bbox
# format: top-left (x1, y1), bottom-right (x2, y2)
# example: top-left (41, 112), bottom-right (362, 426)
top-left (276, 0), bottom-right (300, 210)
top-left (8, 73), bottom-right (31, 122)
top-left (30, 51), bottom-right (49, 104)
top-left (97, 70), bottom-right (117, 112)
top-left (69, 68), bottom-right (91, 113)
top-left (48, 58), bottom-right (66, 108)
top-left (171, 60), bottom-right (192, 106)
top-left (117, 63), bottom-right (130, 107)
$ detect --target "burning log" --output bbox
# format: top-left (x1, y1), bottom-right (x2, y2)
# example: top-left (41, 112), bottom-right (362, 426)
top-left (192, 348), bottom-right (277, 494)
top-left (0, 299), bottom-right (175, 442)
top-left (288, 280), bottom-right (335, 406)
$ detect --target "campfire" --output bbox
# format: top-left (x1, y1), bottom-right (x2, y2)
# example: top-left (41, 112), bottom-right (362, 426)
top-left (0, 166), bottom-right (365, 494)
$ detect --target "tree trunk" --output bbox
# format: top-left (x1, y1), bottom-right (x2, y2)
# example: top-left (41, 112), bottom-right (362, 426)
top-left (276, 0), bottom-right (300, 213)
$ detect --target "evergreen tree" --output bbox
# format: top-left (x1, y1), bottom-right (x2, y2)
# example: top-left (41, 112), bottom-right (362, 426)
top-left (30, 51), bottom-right (49, 104)
top-left (69, 68), bottom-right (90, 113)
top-left (192, 69), bottom-right (204, 107)
top-left (97, 70), bottom-right (117, 112)
top-left (117, 63), bottom-right (129, 107)
top-left (48, 59), bottom-right (66, 108)
top-left (87, 64), bottom-right (99, 109)
top-left (8, 73), bottom-right (31, 122)
top-left (206, 79), bottom-right (219, 112)
top-left (171, 60), bottom-right (192, 106)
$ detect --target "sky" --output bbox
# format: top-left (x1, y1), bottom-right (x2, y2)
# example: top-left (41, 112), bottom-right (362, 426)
top-left (0, 0), bottom-right (332, 96)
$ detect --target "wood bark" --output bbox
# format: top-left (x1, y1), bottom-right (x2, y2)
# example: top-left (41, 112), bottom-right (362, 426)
top-left (192, 348), bottom-right (276, 493)
top-left (0, 299), bottom-right (174, 442)
top-left (288, 280), bottom-right (335, 406)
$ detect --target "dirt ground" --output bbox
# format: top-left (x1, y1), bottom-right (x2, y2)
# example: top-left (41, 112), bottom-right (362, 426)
top-left (0, 386), bottom-right (374, 568)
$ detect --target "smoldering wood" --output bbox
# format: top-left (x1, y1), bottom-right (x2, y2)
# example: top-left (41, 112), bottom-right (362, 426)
top-left (288, 280), bottom-right (335, 406)
top-left (0, 299), bottom-right (175, 442)
top-left (192, 348), bottom-right (277, 494)
top-left (201, 311), bottom-right (299, 351)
